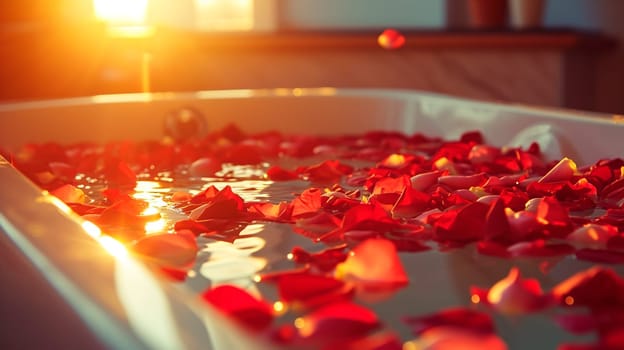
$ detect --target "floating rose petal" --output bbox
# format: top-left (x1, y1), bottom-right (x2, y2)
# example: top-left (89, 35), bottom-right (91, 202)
top-left (94, 197), bottom-right (154, 234)
top-left (50, 184), bottom-right (86, 204)
top-left (319, 203), bottom-right (399, 242)
top-left (483, 197), bottom-right (512, 240)
top-left (266, 165), bottom-right (299, 181)
top-left (298, 160), bottom-right (353, 184)
top-left (201, 285), bottom-right (273, 331)
top-left (293, 211), bottom-right (341, 240)
top-left (170, 191), bottom-right (193, 203)
top-left (289, 244), bottom-right (348, 272)
top-left (132, 231), bottom-right (197, 268)
top-left (469, 144), bottom-right (501, 165)
top-left (391, 187), bottom-right (431, 218)
top-left (505, 209), bottom-right (543, 241)
top-left (538, 157), bottom-right (577, 184)
top-left (438, 173), bottom-right (488, 190)
top-left (292, 188), bottom-right (323, 218)
top-left (377, 29), bottom-right (405, 50)
top-left (552, 267), bottom-right (624, 309)
top-left (275, 273), bottom-right (354, 309)
top-left (322, 189), bottom-right (362, 213)
top-left (174, 218), bottom-right (247, 242)
top-left (295, 301), bottom-right (379, 340)
top-left (585, 158), bottom-right (624, 191)
top-left (158, 266), bottom-right (189, 282)
top-left (431, 202), bottom-right (489, 243)
top-left (344, 203), bottom-right (398, 231)
top-left (484, 267), bottom-right (553, 315)
top-left (378, 153), bottom-right (412, 169)
top-left (536, 196), bottom-right (573, 235)
top-left (372, 175), bottom-right (411, 195)
top-left (189, 186), bottom-right (247, 220)
top-left (600, 177), bottom-right (624, 208)
top-left (411, 170), bottom-right (442, 192)
top-left (247, 201), bottom-right (293, 222)
top-left (335, 238), bottom-right (408, 288)
top-left (567, 224), bottom-right (618, 249)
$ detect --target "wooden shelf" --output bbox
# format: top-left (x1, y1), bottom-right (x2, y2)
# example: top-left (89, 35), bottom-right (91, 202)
top-left (156, 28), bottom-right (616, 52)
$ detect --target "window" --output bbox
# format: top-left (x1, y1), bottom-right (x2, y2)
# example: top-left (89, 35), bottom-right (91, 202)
top-left (91, 0), bottom-right (277, 33)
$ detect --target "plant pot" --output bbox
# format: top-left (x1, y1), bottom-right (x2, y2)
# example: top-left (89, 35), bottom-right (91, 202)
top-left (509, 0), bottom-right (546, 29)
top-left (468, 0), bottom-right (508, 29)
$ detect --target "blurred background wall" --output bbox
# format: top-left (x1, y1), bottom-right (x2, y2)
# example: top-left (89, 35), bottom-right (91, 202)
top-left (0, 0), bottom-right (622, 114)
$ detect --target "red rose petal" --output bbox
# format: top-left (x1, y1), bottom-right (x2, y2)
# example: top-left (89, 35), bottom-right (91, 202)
top-left (538, 157), bottom-right (577, 184)
top-left (372, 175), bottom-right (411, 195)
top-left (299, 160), bottom-right (353, 184)
top-left (483, 198), bottom-right (511, 242)
top-left (484, 267), bottom-right (554, 315)
top-left (567, 224), bottom-right (618, 249)
top-left (411, 170), bottom-right (442, 192)
top-left (391, 187), bottom-right (432, 218)
top-left (341, 203), bottom-right (398, 232)
top-left (293, 211), bottom-right (341, 240)
top-left (432, 202), bottom-right (489, 243)
top-left (189, 185), bottom-right (246, 220)
top-left (276, 273), bottom-right (354, 309)
top-left (335, 238), bottom-right (408, 288)
top-left (552, 267), bottom-right (624, 309)
top-left (132, 232), bottom-right (197, 268)
top-left (292, 188), bottom-right (323, 218)
top-left (247, 201), bottom-right (293, 222)
top-left (201, 285), bottom-right (273, 331)
top-left (296, 301), bottom-right (379, 339)
top-left (289, 245), bottom-right (348, 272)
top-left (266, 165), bottom-right (299, 181)
top-left (438, 173), bottom-right (488, 190)
top-left (50, 184), bottom-right (86, 204)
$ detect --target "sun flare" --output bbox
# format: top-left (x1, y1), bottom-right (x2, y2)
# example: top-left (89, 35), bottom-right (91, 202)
top-left (93, 0), bottom-right (150, 24)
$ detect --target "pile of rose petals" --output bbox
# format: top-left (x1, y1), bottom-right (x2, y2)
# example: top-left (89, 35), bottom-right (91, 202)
top-left (5, 123), bottom-right (624, 349)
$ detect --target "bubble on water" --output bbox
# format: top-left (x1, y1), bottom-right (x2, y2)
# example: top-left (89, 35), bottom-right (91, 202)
top-left (377, 28), bottom-right (405, 50)
top-left (164, 107), bottom-right (207, 140)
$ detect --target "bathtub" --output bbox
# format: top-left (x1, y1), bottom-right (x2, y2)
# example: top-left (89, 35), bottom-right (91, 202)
top-left (1, 88), bottom-right (623, 349)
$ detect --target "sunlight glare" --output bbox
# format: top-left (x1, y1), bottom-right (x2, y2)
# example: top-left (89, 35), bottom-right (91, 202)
top-left (94, 0), bottom-right (150, 24)
top-left (145, 218), bottom-right (167, 234)
top-left (99, 235), bottom-right (129, 258)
